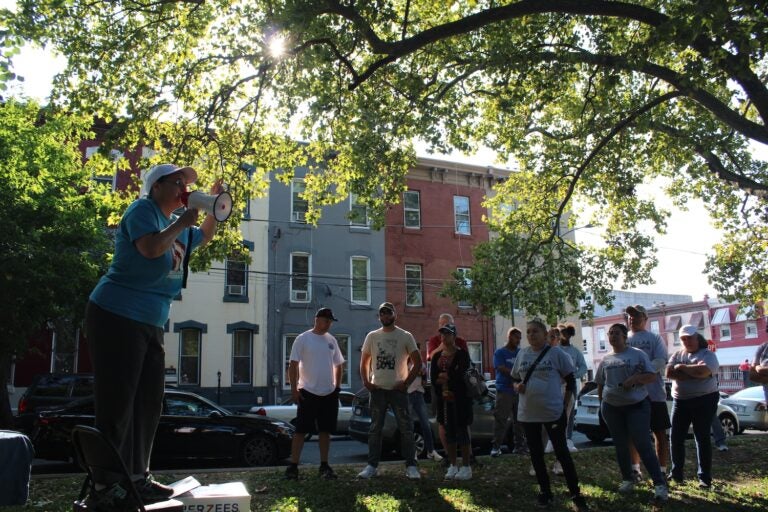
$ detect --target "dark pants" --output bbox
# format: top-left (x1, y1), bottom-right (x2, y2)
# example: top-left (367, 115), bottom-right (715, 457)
top-left (85, 302), bottom-right (166, 485)
top-left (670, 391), bottom-right (719, 485)
top-left (523, 413), bottom-right (581, 498)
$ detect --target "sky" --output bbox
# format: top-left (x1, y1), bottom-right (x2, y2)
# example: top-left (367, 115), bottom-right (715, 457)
top-left (6, 39), bottom-right (723, 301)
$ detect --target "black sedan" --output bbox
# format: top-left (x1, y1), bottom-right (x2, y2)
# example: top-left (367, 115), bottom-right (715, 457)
top-left (31, 389), bottom-right (294, 467)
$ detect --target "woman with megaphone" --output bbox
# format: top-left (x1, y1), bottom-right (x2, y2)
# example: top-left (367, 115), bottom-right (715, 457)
top-left (83, 163), bottom-right (223, 511)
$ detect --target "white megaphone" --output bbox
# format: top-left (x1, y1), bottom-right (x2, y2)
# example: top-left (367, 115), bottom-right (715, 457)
top-left (181, 190), bottom-right (233, 222)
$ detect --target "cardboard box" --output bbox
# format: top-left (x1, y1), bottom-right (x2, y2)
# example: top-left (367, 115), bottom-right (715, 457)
top-left (173, 481), bottom-right (250, 512)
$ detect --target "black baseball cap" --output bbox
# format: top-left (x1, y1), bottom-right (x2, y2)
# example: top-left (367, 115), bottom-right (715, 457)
top-left (315, 307), bottom-right (338, 321)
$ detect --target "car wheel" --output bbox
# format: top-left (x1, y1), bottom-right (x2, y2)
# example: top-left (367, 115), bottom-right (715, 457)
top-left (412, 429), bottom-right (426, 458)
top-left (585, 431), bottom-right (607, 443)
top-left (719, 413), bottom-right (737, 437)
top-left (241, 435), bottom-right (277, 466)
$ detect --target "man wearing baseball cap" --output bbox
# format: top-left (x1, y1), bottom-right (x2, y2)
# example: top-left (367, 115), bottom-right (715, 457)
top-left (284, 307), bottom-right (345, 480)
top-left (625, 304), bottom-right (670, 482)
top-left (84, 163), bottom-right (223, 510)
top-left (358, 302), bottom-right (423, 479)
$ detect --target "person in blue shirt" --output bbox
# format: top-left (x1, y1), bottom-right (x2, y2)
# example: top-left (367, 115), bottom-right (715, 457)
top-left (490, 327), bottom-right (527, 456)
top-left (84, 163), bottom-right (221, 511)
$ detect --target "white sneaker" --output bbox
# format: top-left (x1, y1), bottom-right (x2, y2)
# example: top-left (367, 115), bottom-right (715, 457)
top-left (357, 465), bottom-right (378, 479)
top-left (552, 461), bottom-right (564, 475)
top-left (454, 466), bottom-right (472, 480)
top-left (544, 440), bottom-right (554, 453)
top-left (618, 480), bottom-right (636, 493)
top-left (427, 450), bottom-right (444, 462)
top-left (632, 468), bottom-right (643, 483)
top-left (654, 484), bottom-right (668, 502)
top-left (405, 465), bottom-right (421, 479)
top-left (716, 443), bottom-right (729, 452)
top-left (490, 447), bottom-right (501, 457)
top-left (566, 439), bottom-right (578, 452)
top-left (445, 465), bottom-right (459, 479)
top-left (528, 465), bottom-right (537, 476)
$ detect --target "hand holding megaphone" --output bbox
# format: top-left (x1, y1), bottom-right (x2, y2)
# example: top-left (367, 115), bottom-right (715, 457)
top-left (181, 188), bottom-right (233, 222)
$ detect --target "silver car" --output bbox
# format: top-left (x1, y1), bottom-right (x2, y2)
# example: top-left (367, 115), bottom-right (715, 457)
top-left (720, 386), bottom-right (768, 433)
top-left (250, 390), bottom-right (356, 439)
top-left (574, 387), bottom-right (740, 442)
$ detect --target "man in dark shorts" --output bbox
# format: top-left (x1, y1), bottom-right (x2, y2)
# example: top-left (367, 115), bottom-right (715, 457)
top-left (626, 304), bottom-right (671, 481)
top-left (284, 308), bottom-right (345, 480)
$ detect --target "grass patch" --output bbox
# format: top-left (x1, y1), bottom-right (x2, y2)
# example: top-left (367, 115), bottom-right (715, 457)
top-left (11, 435), bottom-right (768, 511)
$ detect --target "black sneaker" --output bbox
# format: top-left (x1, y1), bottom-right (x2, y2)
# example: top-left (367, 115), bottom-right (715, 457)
top-left (84, 483), bottom-right (138, 512)
top-left (285, 464), bottom-right (299, 480)
top-left (134, 474), bottom-right (174, 504)
top-left (535, 492), bottom-right (553, 508)
top-left (572, 494), bottom-right (589, 512)
top-left (319, 465), bottom-right (338, 480)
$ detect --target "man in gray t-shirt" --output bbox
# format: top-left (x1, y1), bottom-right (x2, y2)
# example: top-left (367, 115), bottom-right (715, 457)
top-left (626, 304), bottom-right (670, 477)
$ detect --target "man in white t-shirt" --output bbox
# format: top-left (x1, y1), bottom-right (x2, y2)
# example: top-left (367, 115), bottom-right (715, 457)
top-left (284, 308), bottom-right (345, 481)
top-left (357, 302), bottom-right (422, 480)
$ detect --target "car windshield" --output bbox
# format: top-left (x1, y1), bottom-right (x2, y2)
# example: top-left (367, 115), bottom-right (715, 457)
top-left (730, 386), bottom-right (766, 400)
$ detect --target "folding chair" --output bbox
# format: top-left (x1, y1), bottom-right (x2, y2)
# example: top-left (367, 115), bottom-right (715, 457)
top-left (70, 425), bottom-right (146, 512)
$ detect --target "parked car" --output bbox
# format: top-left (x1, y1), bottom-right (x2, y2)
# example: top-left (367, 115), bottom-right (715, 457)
top-left (347, 386), bottom-right (507, 458)
top-left (574, 383), bottom-right (740, 442)
top-left (14, 373), bottom-right (95, 435)
top-left (250, 390), bottom-right (357, 439)
top-left (720, 385), bottom-right (768, 433)
top-left (31, 389), bottom-right (294, 467)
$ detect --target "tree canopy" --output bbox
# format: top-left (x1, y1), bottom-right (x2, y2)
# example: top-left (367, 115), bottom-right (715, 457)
top-left (4, 0), bottom-right (768, 313)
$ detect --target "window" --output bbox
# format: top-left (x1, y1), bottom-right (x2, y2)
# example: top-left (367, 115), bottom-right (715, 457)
top-left (290, 252), bottom-right (311, 302)
top-left (403, 190), bottom-right (421, 228)
top-left (84, 146), bottom-right (118, 190)
top-left (282, 334), bottom-right (297, 389)
top-left (456, 267), bottom-right (472, 308)
top-left (179, 329), bottom-right (201, 385)
top-left (454, 196), bottom-right (470, 235)
top-left (291, 179), bottom-right (308, 223)
top-left (746, 322), bottom-right (758, 338)
top-left (231, 330), bottom-right (252, 385)
top-left (336, 334), bottom-right (351, 388)
top-left (712, 308), bottom-right (731, 325)
top-left (719, 325), bottom-right (731, 341)
top-left (673, 331), bottom-right (681, 345)
top-left (467, 342), bottom-right (483, 375)
top-left (351, 257), bottom-right (370, 305)
top-left (405, 264), bottom-right (423, 307)
top-left (597, 327), bottom-right (606, 352)
top-left (582, 338), bottom-right (588, 354)
top-left (649, 320), bottom-right (660, 334)
top-left (349, 193), bottom-right (369, 227)
top-left (225, 258), bottom-right (247, 297)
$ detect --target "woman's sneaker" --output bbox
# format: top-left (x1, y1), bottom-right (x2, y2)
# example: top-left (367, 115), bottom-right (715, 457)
top-left (552, 461), bottom-right (564, 475)
top-left (427, 450), bottom-right (444, 462)
top-left (454, 466), bottom-right (472, 480)
top-left (445, 465), bottom-right (459, 479)
top-left (654, 485), bottom-right (669, 502)
top-left (618, 480), bottom-right (636, 493)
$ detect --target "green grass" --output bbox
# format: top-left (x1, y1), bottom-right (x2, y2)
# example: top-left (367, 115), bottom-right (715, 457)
top-left (12, 435), bottom-right (768, 511)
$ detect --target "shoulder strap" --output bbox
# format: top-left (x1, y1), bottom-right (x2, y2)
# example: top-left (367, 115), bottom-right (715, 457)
top-left (523, 345), bottom-right (551, 386)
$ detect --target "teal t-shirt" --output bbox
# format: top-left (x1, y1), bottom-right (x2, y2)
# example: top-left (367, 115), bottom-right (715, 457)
top-left (90, 198), bottom-right (203, 327)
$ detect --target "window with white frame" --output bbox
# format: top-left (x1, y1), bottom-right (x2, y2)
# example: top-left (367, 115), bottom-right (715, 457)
top-left (350, 256), bottom-right (370, 305)
top-left (290, 252), bottom-right (311, 302)
top-left (649, 320), bottom-right (660, 334)
top-left (719, 324), bottom-right (732, 341)
top-left (456, 267), bottom-right (472, 308)
top-left (597, 327), bottom-right (606, 351)
top-left (336, 334), bottom-right (351, 388)
top-left (84, 146), bottom-right (119, 190)
top-left (467, 342), bottom-right (483, 374)
top-left (453, 195), bottom-right (471, 235)
top-left (746, 322), bottom-right (758, 338)
top-left (282, 334), bottom-right (297, 389)
top-left (179, 329), bottom-right (201, 385)
top-left (291, 179), bottom-right (308, 223)
top-left (225, 258), bottom-right (247, 297)
top-left (404, 190), bottom-right (421, 228)
top-left (673, 331), bottom-right (681, 345)
top-left (231, 330), bottom-right (252, 385)
top-left (349, 193), bottom-right (369, 227)
top-left (405, 264), bottom-right (423, 307)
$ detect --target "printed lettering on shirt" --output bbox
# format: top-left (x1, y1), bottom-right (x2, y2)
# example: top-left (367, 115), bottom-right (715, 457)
top-left (375, 339), bottom-right (397, 370)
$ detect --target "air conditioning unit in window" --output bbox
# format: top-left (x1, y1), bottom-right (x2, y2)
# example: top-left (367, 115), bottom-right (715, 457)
top-left (293, 290), bottom-right (308, 301)
top-left (227, 284), bottom-right (245, 296)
